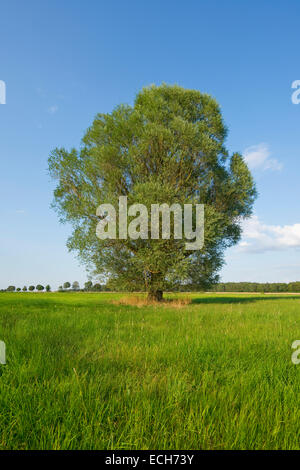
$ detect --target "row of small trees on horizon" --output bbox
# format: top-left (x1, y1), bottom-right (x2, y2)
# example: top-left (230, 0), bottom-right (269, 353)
top-left (58, 281), bottom-right (109, 292)
top-left (3, 281), bottom-right (110, 293)
top-left (5, 285), bottom-right (51, 292)
top-left (4, 281), bottom-right (300, 293)
top-left (208, 282), bottom-right (300, 293)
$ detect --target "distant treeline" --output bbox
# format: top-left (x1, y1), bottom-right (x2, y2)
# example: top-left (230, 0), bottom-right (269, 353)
top-left (207, 282), bottom-right (300, 293)
top-left (3, 281), bottom-right (300, 293)
top-left (1, 281), bottom-right (111, 293)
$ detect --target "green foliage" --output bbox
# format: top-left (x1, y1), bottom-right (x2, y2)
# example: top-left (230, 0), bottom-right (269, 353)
top-left (45, 285), bottom-right (51, 292)
top-left (210, 281), bottom-right (300, 293)
top-left (22, 286), bottom-right (27, 292)
top-left (93, 283), bottom-right (102, 291)
top-left (6, 286), bottom-right (15, 292)
top-left (28, 286), bottom-right (35, 291)
top-left (84, 281), bottom-right (93, 291)
top-left (49, 84), bottom-right (256, 297)
top-left (36, 285), bottom-right (44, 291)
top-left (63, 282), bottom-right (71, 289)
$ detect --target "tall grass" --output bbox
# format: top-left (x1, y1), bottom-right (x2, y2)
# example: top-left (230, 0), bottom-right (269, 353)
top-left (0, 292), bottom-right (300, 449)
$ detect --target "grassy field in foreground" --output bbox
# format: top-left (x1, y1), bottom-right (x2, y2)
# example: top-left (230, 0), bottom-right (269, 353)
top-left (0, 292), bottom-right (300, 450)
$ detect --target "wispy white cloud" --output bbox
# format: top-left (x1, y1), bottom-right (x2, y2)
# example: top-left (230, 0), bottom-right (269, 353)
top-left (237, 215), bottom-right (300, 253)
top-left (243, 143), bottom-right (282, 171)
top-left (47, 105), bottom-right (58, 114)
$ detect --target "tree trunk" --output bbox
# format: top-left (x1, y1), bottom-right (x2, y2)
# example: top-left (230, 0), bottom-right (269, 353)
top-left (147, 289), bottom-right (163, 302)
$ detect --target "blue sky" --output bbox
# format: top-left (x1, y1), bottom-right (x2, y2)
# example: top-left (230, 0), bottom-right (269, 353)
top-left (0, 0), bottom-right (300, 289)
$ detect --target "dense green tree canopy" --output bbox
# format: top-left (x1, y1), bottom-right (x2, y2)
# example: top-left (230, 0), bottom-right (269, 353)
top-left (84, 281), bottom-right (93, 291)
top-left (7, 286), bottom-right (16, 292)
top-left (49, 84), bottom-right (256, 300)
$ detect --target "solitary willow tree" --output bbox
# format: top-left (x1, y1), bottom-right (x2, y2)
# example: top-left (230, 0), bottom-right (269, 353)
top-left (48, 84), bottom-right (256, 301)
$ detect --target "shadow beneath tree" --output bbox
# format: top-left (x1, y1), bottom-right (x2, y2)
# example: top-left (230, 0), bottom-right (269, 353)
top-left (191, 295), bottom-right (300, 305)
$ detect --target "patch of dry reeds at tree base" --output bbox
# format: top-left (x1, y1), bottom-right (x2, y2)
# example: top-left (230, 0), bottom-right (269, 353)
top-left (112, 295), bottom-right (191, 308)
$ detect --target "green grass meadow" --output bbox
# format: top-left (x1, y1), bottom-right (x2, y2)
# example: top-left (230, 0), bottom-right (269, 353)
top-left (0, 292), bottom-right (300, 450)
